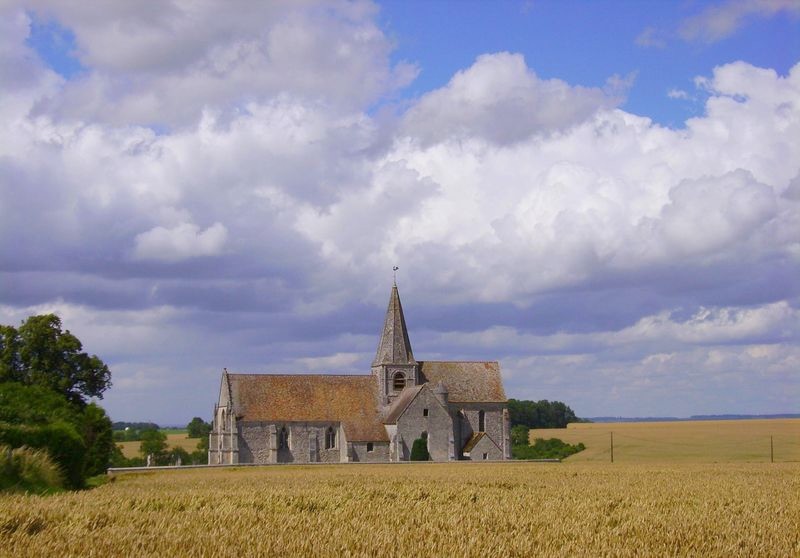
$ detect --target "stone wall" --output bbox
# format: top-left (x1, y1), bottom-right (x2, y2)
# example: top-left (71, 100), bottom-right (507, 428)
top-left (451, 402), bottom-right (506, 459)
top-left (349, 442), bottom-right (390, 462)
top-left (395, 386), bottom-right (453, 461)
top-left (239, 421), bottom-right (344, 464)
top-left (464, 432), bottom-right (504, 461)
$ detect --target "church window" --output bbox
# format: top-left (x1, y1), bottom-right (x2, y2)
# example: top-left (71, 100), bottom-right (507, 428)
top-left (279, 426), bottom-right (289, 450)
top-left (393, 372), bottom-right (406, 391)
top-left (325, 426), bottom-right (336, 449)
top-left (367, 442), bottom-right (374, 452)
top-left (423, 408), bottom-right (429, 417)
top-left (478, 410), bottom-right (485, 432)
top-left (483, 453), bottom-right (488, 460)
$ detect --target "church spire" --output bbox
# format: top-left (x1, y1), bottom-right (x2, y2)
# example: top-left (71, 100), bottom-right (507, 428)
top-left (372, 282), bottom-right (416, 366)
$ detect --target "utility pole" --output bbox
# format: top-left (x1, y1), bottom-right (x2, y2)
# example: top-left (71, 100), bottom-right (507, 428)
top-left (610, 431), bottom-right (614, 463)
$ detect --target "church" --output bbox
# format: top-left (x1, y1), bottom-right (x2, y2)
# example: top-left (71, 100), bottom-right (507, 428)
top-left (209, 282), bottom-right (511, 463)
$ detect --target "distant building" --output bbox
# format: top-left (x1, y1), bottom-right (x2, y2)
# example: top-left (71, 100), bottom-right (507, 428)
top-left (209, 283), bottom-right (510, 463)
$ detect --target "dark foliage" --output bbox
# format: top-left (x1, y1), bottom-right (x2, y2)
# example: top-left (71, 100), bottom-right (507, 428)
top-left (507, 399), bottom-right (586, 429)
top-left (186, 417), bottom-right (211, 439)
top-left (410, 437), bottom-right (430, 461)
top-left (139, 428), bottom-right (168, 463)
top-left (81, 404), bottom-right (114, 477)
top-left (510, 424), bottom-right (530, 447)
top-left (1, 315), bottom-right (116, 491)
top-left (512, 437), bottom-right (586, 460)
top-left (0, 421), bottom-right (86, 488)
top-left (0, 315), bottom-right (111, 407)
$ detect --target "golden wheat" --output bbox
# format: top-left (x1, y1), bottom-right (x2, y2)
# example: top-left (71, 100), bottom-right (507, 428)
top-left (1, 462), bottom-right (797, 557)
top-left (118, 433), bottom-right (202, 459)
top-left (531, 418), bottom-right (800, 463)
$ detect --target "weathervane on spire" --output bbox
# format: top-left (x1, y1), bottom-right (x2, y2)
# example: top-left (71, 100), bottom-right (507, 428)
top-left (393, 266), bottom-right (399, 285)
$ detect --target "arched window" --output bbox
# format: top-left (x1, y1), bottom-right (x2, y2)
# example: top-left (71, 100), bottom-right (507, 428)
top-left (279, 426), bottom-right (289, 450)
top-left (478, 410), bottom-right (485, 432)
top-left (393, 372), bottom-right (406, 391)
top-left (325, 426), bottom-right (336, 449)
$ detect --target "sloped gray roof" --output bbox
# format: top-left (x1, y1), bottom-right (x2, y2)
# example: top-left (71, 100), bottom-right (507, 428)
top-left (372, 284), bottom-right (416, 366)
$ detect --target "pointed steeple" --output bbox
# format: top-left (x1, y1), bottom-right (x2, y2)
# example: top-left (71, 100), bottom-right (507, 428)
top-left (372, 283), bottom-right (416, 366)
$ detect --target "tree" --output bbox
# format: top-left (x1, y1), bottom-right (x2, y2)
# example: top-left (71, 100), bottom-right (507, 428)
top-left (0, 382), bottom-right (87, 488)
top-left (186, 417), bottom-right (211, 439)
top-left (170, 446), bottom-right (191, 466)
top-left (507, 399), bottom-right (583, 429)
top-left (140, 429), bottom-right (167, 463)
top-left (1, 315), bottom-right (111, 406)
top-left (0, 382), bottom-right (80, 426)
top-left (81, 403), bottom-right (114, 477)
top-left (510, 425), bottom-right (530, 447)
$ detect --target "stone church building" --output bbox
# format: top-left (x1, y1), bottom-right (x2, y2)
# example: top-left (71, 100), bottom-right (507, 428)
top-left (209, 283), bottom-right (511, 463)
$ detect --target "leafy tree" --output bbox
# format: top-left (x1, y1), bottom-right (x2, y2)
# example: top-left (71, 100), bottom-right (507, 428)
top-left (0, 382), bottom-right (80, 426)
top-left (81, 403), bottom-right (114, 477)
top-left (510, 425), bottom-right (530, 447)
top-left (139, 429), bottom-right (167, 463)
top-left (1, 315), bottom-right (111, 406)
top-left (507, 399), bottom-right (584, 429)
top-left (187, 417), bottom-right (211, 439)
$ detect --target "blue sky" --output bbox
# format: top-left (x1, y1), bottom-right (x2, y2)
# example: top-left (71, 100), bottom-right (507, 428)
top-left (2, 0), bottom-right (799, 423)
top-left (378, 1), bottom-right (800, 127)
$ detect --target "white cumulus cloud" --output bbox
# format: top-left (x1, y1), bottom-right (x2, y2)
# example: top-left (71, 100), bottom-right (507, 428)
top-left (133, 222), bottom-right (228, 262)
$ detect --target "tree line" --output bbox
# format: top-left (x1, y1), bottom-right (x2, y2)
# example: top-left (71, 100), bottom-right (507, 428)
top-left (112, 418), bottom-right (211, 467)
top-left (508, 399), bottom-right (588, 460)
top-left (507, 398), bottom-right (588, 429)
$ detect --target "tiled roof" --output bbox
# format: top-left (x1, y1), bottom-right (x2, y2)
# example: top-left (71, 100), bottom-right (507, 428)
top-left (420, 361), bottom-right (506, 403)
top-left (384, 385), bottom-right (425, 424)
top-left (372, 284), bottom-right (416, 366)
top-left (462, 432), bottom-right (485, 453)
top-left (226, 373), bottom-right (388, 442)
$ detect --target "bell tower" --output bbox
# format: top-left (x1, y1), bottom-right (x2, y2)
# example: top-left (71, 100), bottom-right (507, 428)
top-left (372, 281), bottom-right (419, 406)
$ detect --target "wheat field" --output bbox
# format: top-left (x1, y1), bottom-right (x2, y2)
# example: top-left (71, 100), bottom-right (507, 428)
top-left (118, 433), bottom-right (201, 459)
top-left (530, 418), bottom-right (800, 463)
top-left (1, 462), bottom-right (798, 557)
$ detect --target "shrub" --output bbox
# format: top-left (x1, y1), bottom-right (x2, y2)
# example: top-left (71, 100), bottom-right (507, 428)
top-left (410, 437), bottom-right (430, 461)
top-left (0, 421), bottom-right (86, 488)
top-left (0, 444), bottom-right (64, 493)
top-left (512, 438), bottom-right (586, 460)
top-left (510, 425), bottom-right (530, 446)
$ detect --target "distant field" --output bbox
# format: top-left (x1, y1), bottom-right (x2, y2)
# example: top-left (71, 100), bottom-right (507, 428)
top-left (2, 462), bottom-right (797, 556)
top-left (118, 432), bottom-right (201, 458)
top-left (530, 418), bottom-right (800, 463)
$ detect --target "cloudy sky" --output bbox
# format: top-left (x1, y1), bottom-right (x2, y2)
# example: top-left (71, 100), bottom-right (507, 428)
top-left (1, 0), bottom-right (798, 424)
